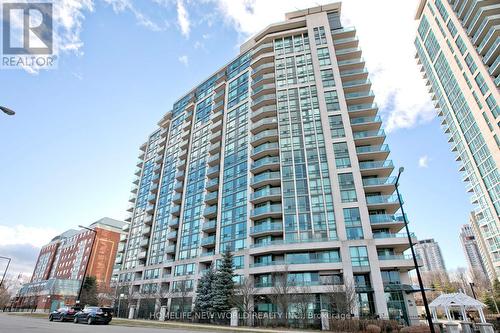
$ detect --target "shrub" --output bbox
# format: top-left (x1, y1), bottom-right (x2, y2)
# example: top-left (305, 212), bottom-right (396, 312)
top-left (366, 324), bottom-right (382, 333)
top-left (399, 325), bottom-right (431, 333)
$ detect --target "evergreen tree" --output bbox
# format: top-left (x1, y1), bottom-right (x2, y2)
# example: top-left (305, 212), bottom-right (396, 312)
top-left (212, 250), bottom-right (235, 316)
top-left (80, 276), bottom-right (98, 306)
top-left (194, 267), bottom-right (215, 315)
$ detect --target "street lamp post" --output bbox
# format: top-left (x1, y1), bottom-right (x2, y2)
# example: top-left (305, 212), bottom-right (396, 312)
top-left (0, 256), bottom-right (11, 289)
top-left (0, 106), bottom-right (15, 116)
top-left (395, 167), bottom-right (435, 332)
top-left (470, 282), bottom-right (477, 299)
top-left (76, 225), bottom-right (98, 306)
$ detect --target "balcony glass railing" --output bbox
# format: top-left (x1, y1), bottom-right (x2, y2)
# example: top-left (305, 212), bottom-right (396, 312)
top-left (333, 36), bottom-right (358, 45)
top-left (353, 129), bottom-right (385, 139)
top-left (348, 103), bottom-right (378, 111)
top-left (252, 142), bottom-right (279, 155)
top-left (356, 144), bottom-right (389, 154)
top-left (373, 232), bottom-right (415, 239)
top-left (335, 47), bottom-right (361, 55)
top-left (250, 187), bottom-right (281, 201)
top-left (378, 254), bottom-right (413, 260)
top-left (250, 204), bottom-right (282, 217)
top-left (345, 90), bottom-right (375, 99)
top-left (250, 223), bottom-right (283, 235)
top-left (350, 115), bottom-right (381, 125)
top-left (251, 94), bottom-right (276, 107)
top-left (205, 191), bottom-right (218, 202)
top-left (165, 245), bottom-right (176, 253)
top-left (251, 256), bottom-right (341, 268)
top-left (340, 68), bottom-right (368, 76)
top-left (252, 83), bottom-right (276, 96)
top-left (251, 171), bottom-right (281, 185)
top-left (202, 221), bottom-right (216, 231)
top-left (201, 235), bottom-right (216, 246)
top-left (206, 178), bottom-right (219, 188)
top-left (359, 160), bottom-right (394, 170)
top-left (167, 231), bottom-right (177, 239)
top-left (483, 36), bottom-right (499, 62)
top-left (168, 219), bottom-right (179, 227)
top-left (366, 194), bottom-right (400, 205)
top-left (369, 214), bottom-right (405, 224)
top-left (251, 156), bottom-right (280, 170)
top-left (362, 176), bottom-right (396, 186)
top-left (204, 205), bottom-right (217, 216)
top-left (252, 73), bottom-right (275, 86)
top-left (252, 105), bottom-right (277, 118)
top-left (331, 26), bottom-right (356, 35)
top-left (251, 129), bottom-right (278, 143)
top-left (251, 62), bottom-right (275, 75)
top-left (343, 79), bottom-right (371, 88)
top-left (337, 57), bottom-right (365, 66)
top-left (250, 235), bottom-right (337, 248)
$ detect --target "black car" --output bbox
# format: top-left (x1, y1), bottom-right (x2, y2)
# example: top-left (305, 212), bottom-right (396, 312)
top-left (73, 307), bottom-right (113, 325)
top-left (49, 307), bottom-right (80, 322)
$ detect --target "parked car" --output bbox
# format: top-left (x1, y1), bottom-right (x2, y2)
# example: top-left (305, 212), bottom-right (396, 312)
top-left (73, 307), bottom-right (113, 325)
top-left (48, 307), bottom-right (80, 322)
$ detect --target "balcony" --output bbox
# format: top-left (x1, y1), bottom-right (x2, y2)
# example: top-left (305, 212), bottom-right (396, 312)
top-left (251, 105), bottom-right (277, 122)
top-left (151, 173), bottom-right (160, 184)
top-left (172, 192), bottom-right (182, 204)
top-left (209, 142), bottom-right (221, 154)
top-left (250, 187), bottom-right (281, 204)
top-left (252, 42), bottom-right (273, 58)
top-left (153, 163), bottom-right (162, 174)
top-left (370, 214), bottom-right (405, 230)
top-left (168, 218), bottom-right (179, 228)
top-left (333, 36), bottom-right (359, 49)
top-left (213, 100), bottom-right (224, 113)
top-left (117, 243), bottom-right (125, 253)
top-left (140, 238), bottom-right (149, 248)
top-left (203, 205), bottom-right (217, 218)
top-left (250, 129), bottom-right (279, 146)
top-left (350, 116), bottom-right (382, 131)
top-left (251, 51), bottom-right (274, 68)
top-left (250, 256), bottom-right (341, 268)
top-left (138, 251), bottom-right (147, 260)
top-left (338, 57), bottom-right (365, 71)
top-left (251, 156), bottom-right (280, 173)
top-left (213, 110), bottom-right (224, 122)
top-left (171, 205), bottom-right (181, 216)
top-left (331, 26), bottom-right (356, 39)
top-left (134, 168), bottom-right (142, 176)
top-left (175, 170), bottom-right (185, 180)
top-left (119, 234), bottom-right (127, 242)
top-left (146, 204), bottom-right (155, 214)
top-left (250, 204), bottom-right (282, 220)
top-left (214, 89), bottom-right (225, 102)
top-left (207, 153), bottom-right (220, 166)
top-left (211, 119), bottom-right (223, 132)
top-left (251, 62), bottom-right (275, 78)
top-left (251, 171), bottom-right (281, 188)
top-left (179, 148), bottom-right (188, 160)
top-left (353, 129), bottom-right (386, 146)
top-left (206, 165), bottom-right (220, 178)
top-left (209, 130), bottom-right (222, 143)
top-left (250, 223), bottom-right (283, 236)
top-left (150, 183), bottom-right (159, 194)
top-left (356, 144), bottom-right (390, 161)
top-left (366, 194), bottom-right (401, 213)
top-left (345, 90), bottom-right (375, 104)
top-left (165, 245), bottom-right (176, 254)
top-left (362, 176), bottom-right (397, 194)
top-left (132, 177), bottom-right (140, 185)
top-left (202, 221), bottom-right (217, 232)
top-left (204, 191), bottom-right (219, 204)
top-left (251, 94), bottom-right (276, 110)
top-left (342, 79), bottom-right (371, 93)
top-left (144, 215), bottom-right (153, 225)
top-left (115, 253), bottom-right (123, 264)
top-left (180, 139), bottom-right (189, 149)
top-left (252, 73), bottom-right (275, 89)
top-left (142, 226), bottom-right (151, 236)
top-left (177, 159), bottom-right (186, 170)
top-left (335, 47), bottom-right (362, 61)
top-left (348, 103), bottom-right (378, 117)
top-left (252, 83), bottom-right (276, 98)
top-left (359, 160), bottom-right (394, 177)
top-left (251, 142), bottom-right (279, 159)
top-left (167, 231), bottom-right (178, 240)
top-left (201, 235), bottom-right (216, 247)
top-left (340, 68), bottom-right (368, 80)
top-left (206, 178), bottom-right (219, 191)
top-left (174, 181), bottom-right (184, 192)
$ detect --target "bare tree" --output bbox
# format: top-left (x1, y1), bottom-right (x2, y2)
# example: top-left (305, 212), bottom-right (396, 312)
top-left (325, 279), bottom-right (357, 316)
top-left (233, 277), bottom-right (256, 326)
top-left (0, 279), bottom-right (13, 309)
top-left (270, 266), bottom-right (293, 327)
top-left (291, 285), bottom-right (314, 327)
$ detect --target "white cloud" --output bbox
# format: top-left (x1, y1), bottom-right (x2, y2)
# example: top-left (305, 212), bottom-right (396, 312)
top-left (210, 0), bottom-right (435, 132)
top-left (103, 0), bottom-right (168, 31)
top-left (0, 224), bottom-right (61, 247)
top-left (177, 0), bottom-right (190, 37)
top-left (419, 155), bottom-right (430, 168)
top-left (178, 54), bottom-right (189, 66)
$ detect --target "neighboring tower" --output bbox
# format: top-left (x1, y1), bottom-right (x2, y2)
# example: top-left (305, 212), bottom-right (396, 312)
top-left (117, 2), bottom-right (420, 324)
top-left (415, 239), bottom-right (447, 272)
top-left (414, 0), bottom-right (500, 281)
top-left (460, 223), bottom-right (488, 279)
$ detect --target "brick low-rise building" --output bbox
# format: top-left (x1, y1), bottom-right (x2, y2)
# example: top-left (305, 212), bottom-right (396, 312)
top-left (13, 217), bottom-right (126, 312)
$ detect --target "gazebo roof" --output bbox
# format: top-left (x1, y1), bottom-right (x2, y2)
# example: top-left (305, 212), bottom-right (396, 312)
top-left (429, 293), bottom-right (486, 308)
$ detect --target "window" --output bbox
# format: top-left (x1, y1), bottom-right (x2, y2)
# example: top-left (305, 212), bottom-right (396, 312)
top-left (338, 173), bottom-right (357, 203)
top-left (455, 36), bottom-right (466, 55)
top-left (314, 27), bottom-right (327, 45)
top-left (344, 207), bottom-right (363, 240)
top-left (434, 0), bottom-right (448, 22)
top-left (475, 73), bottom-right (489, 95)
top-left (486, 94), bottom-right (499, 118)
top-left (327, 12), bottom-right (342, 31)
top-left (381, 270), bottom-right (401, 285)
top-left (424, 30), bottom-right (440, 61)
top-left (321, 69), bottom-right (335, 87)
top-left (333, 142), bottom-right (351, 169)
top-left (446, 20), bottom-right (457, 37)
top-left (227, 72), bottom-right (249, 108)
top-left (350, 246), bottom-right (369, 267)
top-left (317, 48), bottom-right (331, 67)
top-left (324, 91), bottom-right (340, 111)
top-left (329, 115), bottom-right (345, 138)
top-left (464, 54), bottom-right (477, 74)
top-left (418, 15), bottom-right (430, 39)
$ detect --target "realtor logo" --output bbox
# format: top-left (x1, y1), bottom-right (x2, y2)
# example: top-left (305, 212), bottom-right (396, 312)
top-left (2, 2), bottom-right (57, 69)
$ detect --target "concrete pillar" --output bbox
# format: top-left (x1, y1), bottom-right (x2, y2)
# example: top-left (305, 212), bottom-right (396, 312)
top-left (128, 305), bottom-right (136, 319)
top-left (459, 322), bottom-right (473, 333)
top-left (478, 307), bottom-right (486, 323)
top-left (476, 323), bottom-right (495, 333)
top-left (159, 306), bottom-right (167, 321)
top-left (230, 307), bottom-right (238, 327)
top-left (321, 309), bottom-right (330, 331)
top-left (444, 322), bottom-right (459, 333)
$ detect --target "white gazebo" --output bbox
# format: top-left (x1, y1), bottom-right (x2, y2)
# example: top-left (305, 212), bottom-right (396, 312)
top-left (429, 293), bottom-right (487, 323)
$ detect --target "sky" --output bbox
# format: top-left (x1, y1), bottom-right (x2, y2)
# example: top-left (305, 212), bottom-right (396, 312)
top-left (0, 0), bottom-right (471, 278)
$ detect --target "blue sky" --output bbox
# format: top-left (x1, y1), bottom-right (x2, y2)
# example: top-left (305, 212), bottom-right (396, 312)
top-left (0, 0), bottom-right (470, 277)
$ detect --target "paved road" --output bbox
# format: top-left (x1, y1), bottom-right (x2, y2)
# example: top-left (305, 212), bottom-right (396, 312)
top-left (0, 314), bottom-right (227, 333)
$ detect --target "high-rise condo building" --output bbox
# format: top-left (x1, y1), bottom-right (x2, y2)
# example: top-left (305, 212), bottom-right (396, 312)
top-left (414, 0), bottom-right (500, 281)
top-left (460, 223), bottom-right (489, 279)
top-left (116, 2), bottom-right (421, 324)
top-left (414, 239), bottom-right (447, 273)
